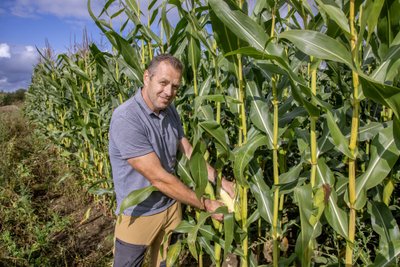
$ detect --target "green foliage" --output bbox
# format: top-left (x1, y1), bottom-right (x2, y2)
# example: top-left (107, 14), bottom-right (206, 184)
top-left (24, 0), bottom-right (400, 266)
top-left (118, 186), bottom-right (157, 215)
top-left (0, 89), bottom-right (26, 106)
top-left (0, 111), bottom-right (71, 266)
top-left (24, 43), bottom-right (133, 208)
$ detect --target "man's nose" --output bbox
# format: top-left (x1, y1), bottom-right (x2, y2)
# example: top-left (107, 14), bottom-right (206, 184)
top-left (164, 85), bottom-right (173, 96)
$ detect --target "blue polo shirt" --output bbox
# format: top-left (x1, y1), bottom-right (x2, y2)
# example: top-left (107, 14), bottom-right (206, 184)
top-left (109, 88), bottom-right (184, 216)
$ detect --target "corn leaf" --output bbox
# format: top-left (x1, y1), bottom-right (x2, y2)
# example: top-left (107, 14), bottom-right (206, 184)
top-left (246, 81), bottom-right (274, 149)
top-left (105, 31), bottom-right (144, 81)
top-left (368, 201), bottom-right (400, 253)
top-left (177, 155), bottom-right (195, 187)
top-left (209, 7), bottom-right (241, 62)
top-left (198, 225), bottom-right (245, 257)
top-left (208, 0), bottom-right (268, 52)
top-left (223, 212), bottom-right (234, 260)
top-left (58, 55), bottom-right (89, 80)
top-left (198, 236), bottom-right (216, 263)
top-left (119, 185), bottom-right (158, 215)
top-left (277, 163), bottom-right (303, 194)
top-left (198, 74), bottom-right (212, 97)
top-left (233, 132), bottom-right (268, 186)
top-left (122, 3), bottom-right (161, 45)
top-left (325, 110), bottom-right (354, 159)
top-left (345, 121), bottom-right (389, 142)
top-left (315, 0), bottom-right (350, 35)
top-left (249, 165), bottom-right (273, 225)
top-left (194, 94), bottom-right (225, 113)
top-left (354, 124), bottom-right (400, 209)
top-left (317, 123), bottom-right (335, 157)
top-left (197, 104), bottom-right (214, 122)
top-left (188, 25), bottom-right (201, 71)
top-left (187, 212), bottom-right (210, 260)
top-left (279, 30), bottom-right (354, 69)
top-left (317, 159), bottom-right (349, 239)
top-left (359, 0), bottom-right (385, 45)
top-left (370, 240), bottom-right (400, 267)
top-left (294, 184), bottom-right (317, 267)
top-left (189, 142), bottom-right (208, 198)
top-left (166, 240), bottom-right (182, 267)
top-left (360, 74), bottom-right (400, 118)
top-left (371, 45), bottom-right (400, 83)
top-left (198, 120), bottom-right (230, 154)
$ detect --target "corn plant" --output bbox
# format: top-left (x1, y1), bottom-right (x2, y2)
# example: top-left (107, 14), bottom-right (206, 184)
top-left (25, 0), bottom-right (400, 266)
top-left (25, 39), bottom-right (135, 207)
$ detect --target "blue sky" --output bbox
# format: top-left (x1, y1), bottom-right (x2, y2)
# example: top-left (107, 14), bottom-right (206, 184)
top-left (0, 0), bottom-right (107, 92)
top-left (0, 0), bottom-right (258, 92)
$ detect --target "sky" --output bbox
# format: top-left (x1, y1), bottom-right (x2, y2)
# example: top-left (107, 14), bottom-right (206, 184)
top-left (0, 0), bottom-right (258, 93)
top-left (0, 0), bottom-right (108, 92)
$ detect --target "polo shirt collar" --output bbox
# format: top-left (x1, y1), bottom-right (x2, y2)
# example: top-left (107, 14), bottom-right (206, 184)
top-left (134, 88), bottom-right (166, 117)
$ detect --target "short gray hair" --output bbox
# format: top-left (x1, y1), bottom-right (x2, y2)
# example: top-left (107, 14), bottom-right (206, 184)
top-left (147, 54), bottom-right (183, 77)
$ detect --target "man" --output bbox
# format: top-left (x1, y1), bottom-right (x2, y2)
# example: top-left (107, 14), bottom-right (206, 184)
top-left (109, 54), bottom-right (234, 267)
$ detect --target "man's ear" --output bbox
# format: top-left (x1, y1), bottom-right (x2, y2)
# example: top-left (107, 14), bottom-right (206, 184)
top-left (143, 70), bottom-right (150, 86)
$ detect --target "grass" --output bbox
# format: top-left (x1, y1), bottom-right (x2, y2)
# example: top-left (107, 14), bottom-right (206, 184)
top-left (0, 105), bottom-right (114, 267)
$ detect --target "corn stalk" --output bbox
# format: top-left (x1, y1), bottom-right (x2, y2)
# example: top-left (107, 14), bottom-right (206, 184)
top-left (346, 0), bottom-right (360, 264)
top-left (25, 1), bottom-right (400, 266)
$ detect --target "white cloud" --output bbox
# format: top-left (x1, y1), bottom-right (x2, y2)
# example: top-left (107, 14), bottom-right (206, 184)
top-left (10, 0), bottom-right (104, 20)
top-left (25, 46), bottom-right (35, 52)
top-left (0, 43), bottom-right (11, 58)
top-left (0, 44), bottom-right (39, 92)
top-left (7, 0), bottom-right (159, 24)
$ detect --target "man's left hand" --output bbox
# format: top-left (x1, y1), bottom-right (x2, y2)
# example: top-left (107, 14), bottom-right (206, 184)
top-left (204, 198), bottom-right (224, 221)
top-left (221, 178), bottom-right (235, 198)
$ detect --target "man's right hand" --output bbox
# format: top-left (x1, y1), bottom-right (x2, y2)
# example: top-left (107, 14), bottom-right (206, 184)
top-left (204, 198), bottom-right (224, 221)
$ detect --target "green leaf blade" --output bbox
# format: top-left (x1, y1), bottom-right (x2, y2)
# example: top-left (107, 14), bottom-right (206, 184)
top-left (280, 30), bottom-right (353, 68)
top-left (119, 185), bottom-right (158, 215)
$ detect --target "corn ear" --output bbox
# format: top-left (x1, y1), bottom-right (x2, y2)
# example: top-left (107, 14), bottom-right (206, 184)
top-left (219, 188), bottom-right (235, 213)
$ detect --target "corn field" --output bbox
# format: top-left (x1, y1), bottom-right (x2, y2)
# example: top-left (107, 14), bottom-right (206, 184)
top-left (25, 0), bottom-right (400, 266)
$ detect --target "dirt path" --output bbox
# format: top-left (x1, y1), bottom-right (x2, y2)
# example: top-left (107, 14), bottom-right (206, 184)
top-left (48, 191), bottom-right (115, 266)
top-left (0, 105), bottom-right (115, 266)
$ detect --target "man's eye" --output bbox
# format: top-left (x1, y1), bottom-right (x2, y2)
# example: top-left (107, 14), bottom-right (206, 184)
top-left (160, 81), bottom-right (167, 86)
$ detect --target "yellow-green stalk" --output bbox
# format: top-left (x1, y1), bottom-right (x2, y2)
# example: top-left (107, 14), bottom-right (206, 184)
top-left (137, 1), bottom-right (145, 65)
top-left (203, 156), bottom-right (222, 266)
top-left (381, 107), bottom-right (394, 207)
top-left (212, 43), bottom-right (223, 267)
top-left (147, 4), bottom-right (153, 60)
top-left (191, 45), bottom-right (200, 265)
top-left (271, 75), bottom-right (280, 267)
top-left (270, 6), bottom-right (281, 267)
top-left (310, 57), bottom-right (318, 188)
top-left (233, 1), bottom-right (248, 266)
top-left (191, 40), bottom-right (198, 96)
top-left (345, 0), bottom-right (359, 265)
top-left (236, 52), bottom-right (249, 267)
top-left (213, 42), bottom-right (222, 125)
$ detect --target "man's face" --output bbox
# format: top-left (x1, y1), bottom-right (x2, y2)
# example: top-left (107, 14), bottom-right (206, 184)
top-left (142, 61), bottom-right (181, 114)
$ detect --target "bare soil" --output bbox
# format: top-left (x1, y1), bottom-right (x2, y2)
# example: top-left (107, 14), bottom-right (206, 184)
top-left (46, 188), bottom-right (115, 266)
top-left (0, 104), bottom-right (115, 266)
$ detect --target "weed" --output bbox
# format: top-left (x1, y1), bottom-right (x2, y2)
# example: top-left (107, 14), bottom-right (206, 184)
top-left (0, 110), bottom-right (73, 266)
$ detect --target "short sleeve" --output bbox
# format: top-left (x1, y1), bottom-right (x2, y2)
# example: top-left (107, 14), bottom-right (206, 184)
top-left (110, 114), bottom-right (153, 159)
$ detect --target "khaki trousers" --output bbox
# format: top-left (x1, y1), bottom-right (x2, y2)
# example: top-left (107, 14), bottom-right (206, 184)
top-left (114, 202), bottom-right (181, 267)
